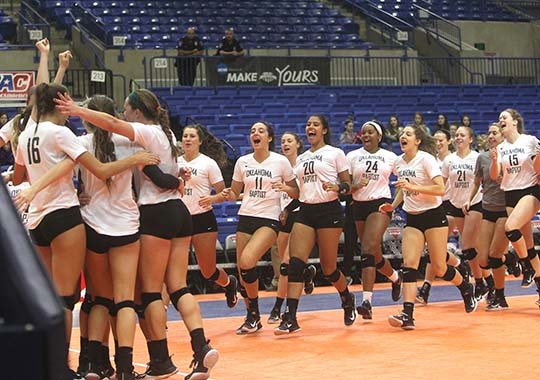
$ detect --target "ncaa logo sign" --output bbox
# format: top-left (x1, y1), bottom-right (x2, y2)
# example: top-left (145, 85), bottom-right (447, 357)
top-left (0, 71), bottom-right (35, 101)
top-left (216, 63), bottom-right (228, 75)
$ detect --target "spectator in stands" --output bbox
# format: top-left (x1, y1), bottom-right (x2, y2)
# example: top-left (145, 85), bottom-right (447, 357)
top-left (0, 111), bottom-right (8, 127)
top-left (476, 133), bottom-right (488, 151)
top-left (435, 113), bottom-right (450, 133)
top-left (176, 27), bottom-right (204, 86)
top-left (461, 114), bottom-right (472, 128)
top-left (217, 28), bottom-right (244, 58)
top-left (412, 112), bottom-right (430, 135)
top-left (449, 123), bottom-right (458, 149)
top-left (385, 115), bottom-right (403, 143)
top-left (339, 119), bottom-right (357, 144)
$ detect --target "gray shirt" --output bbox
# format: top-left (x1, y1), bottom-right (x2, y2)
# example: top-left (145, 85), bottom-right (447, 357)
top-left (475, 151), bottom-right (505, 212)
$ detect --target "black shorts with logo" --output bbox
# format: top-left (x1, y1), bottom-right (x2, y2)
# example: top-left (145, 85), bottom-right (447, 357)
top-left (280, 210), bottom-right (298, 234)
top-left (446, 201), bottom-right (483, 218)
top-left (85, 224), bottom-right (139, 254)
top-left (192, 210), bottom-right (218, 235)
top-left (30, 206), bottom-right (84, 247)
top-left (405, 205), bottom-right (448, 233)
top-left (236, 215), bottom-right (280, 235)
top-left (139, 199), bottom-right (193, 239)
top-left (504, 185), bottom-right (540, 208)
top-left (296, 199), bottom-right (344, 229)
top-left (482, 209), bottom-right (507, 223)
top-left (352, 198), bottom-right (392, 221)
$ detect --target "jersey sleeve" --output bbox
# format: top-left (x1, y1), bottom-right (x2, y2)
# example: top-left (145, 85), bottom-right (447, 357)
top-left (131, 122), bottom-right (152, 148)
top-left (207, 158), bottom-right (224, 184)
top-left (335, 149), bottom-right (350, 173)
top-left (232, 156), bottom-right (245, 183)
top-left (425, 153), bottom-right (442, 179)
top-left (0, 119), bottom-right (15, 143)
top-left (440, 156), bottom-right (450, 178)
top-left (14, 141), bottom-right (24, 165)
top-left (56, 128), bottom-right (87, 160)
top-left (346, 151), bottom-right (354, 175)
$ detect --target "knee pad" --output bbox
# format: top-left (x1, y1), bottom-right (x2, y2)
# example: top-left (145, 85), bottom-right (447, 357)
top-left (288, 257), bottom-right (306, 283)
top-left (527, 248), bottom-right (537, 260)
top-left (442, 266), bottom-right (457, 281)
top-left (462, 248), bottom-right (477, 261)
top-left (402, 267), bottom-right (417, 283)
top-left (81, 292), bottom-right (93, 314)
top-left (488, 257), bottom-right (504, 269)
top-left (61, 293), bottom-right (79, 311)
top-left (111, 300), bottom-right (136, 317)
top-left (238, 284), bottom-right (248, 298)
top-left (376, 258), bottom-right (386, 270)
top-left (360, 254), bottom-right (376, 268)
top-left (240, 267), bottom-right (259, 284)
top-left (92, 296), bottom-right (114, 315)
top-left (323, 269), bottom-right (341, 283)
top-left (280, 263), bottom-right (289, 276)
top-left (139, 292), bottom-right (162, 317)
top-left (505, 229), bottom-right (522, 242)
top-left (169, 287), bottom-right (191, 310)
top-left (204, 269), bottom-right (221, 282)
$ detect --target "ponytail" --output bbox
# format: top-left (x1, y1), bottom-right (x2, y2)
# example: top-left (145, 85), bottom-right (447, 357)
top-left (10, 106), bottom-right (33, 151)
top-left (158, 107), bottom-right (180, 158)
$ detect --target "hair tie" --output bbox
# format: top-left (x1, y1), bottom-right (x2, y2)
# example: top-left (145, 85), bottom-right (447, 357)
top-left (362, 121), bottom-right (383, 136)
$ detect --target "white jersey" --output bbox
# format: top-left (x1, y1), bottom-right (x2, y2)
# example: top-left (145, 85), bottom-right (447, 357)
top-left (394, 150), bottom-right (443, 213)
top-left (6, 181), bottom-right (30, 227)
top-left (15, 121), bottom-right (87, 229)
top-left (441, 151), bottom-right (482, 208)
top-left (347, 147), bottom-right (397, 201)
top-left (0, 116), bottom-right (36, 146)
top-left (131, 122), bottom-right (180, 206)
top-left (78, 133), bottom-right (140, 236)
top-left (497, 134), bottom-right (540, 191)
top-left (233, 151), bottom-right (295, 221)
top-left (437, 156), bottom-right (451, 201)
top-left (177, 153), bottom-right (223, 215)
top-left (295, 145), bottom-right (350, 204)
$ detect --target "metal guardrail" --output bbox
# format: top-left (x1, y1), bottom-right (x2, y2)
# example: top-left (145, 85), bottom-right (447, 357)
top-left (144, 55), bottom-right (540, 89)
top-left (413, 4), bottom-right (462, 51)
top-left (17, 1), bottom-right (51, 45)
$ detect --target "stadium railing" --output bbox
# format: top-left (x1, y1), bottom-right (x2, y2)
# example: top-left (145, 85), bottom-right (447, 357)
top-left (17, 1), bottom-right (51, 45)
top-left (144, 55), bottom-right (540, 89)
top-left (413, 3), bottom-right (462, 51)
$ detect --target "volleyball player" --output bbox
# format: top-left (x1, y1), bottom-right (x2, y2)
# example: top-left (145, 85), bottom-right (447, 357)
top-left (441, 126), bottom-right (491, 302)
top-left (346, 121), bottom-right (402, 320)
top-left (268, 132), bottom-right (316, 324)
top-left (221, 121), bottom-right (298, 334)
top-left (177, 124), bottom-right (238, 307)
top-left (12, 83), bottom-right (159, 380)
top-left (380, 125), bottom-right (477, 330)
top-left (467, 123), bottom-right (519, 310)
top-left (275, 115), bottom-right (356, 335)
top-left (55, 89), bottom-right (219, 380)
top-left (417, 129), bottom-right (465, 304)
top-left (490, 109), bottom-right (540, 305)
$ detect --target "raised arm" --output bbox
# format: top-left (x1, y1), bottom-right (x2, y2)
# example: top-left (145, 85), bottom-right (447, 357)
top-left (76, 151), bottom-right (159, 181)
top-left (53, 50), bottom-right (72, 84)
top-left (35, 38), bottom-right (50, 85)
top-left (489, 147), bottom-right (501, 180)
top-left (55, 92), bottom-right (135, 141)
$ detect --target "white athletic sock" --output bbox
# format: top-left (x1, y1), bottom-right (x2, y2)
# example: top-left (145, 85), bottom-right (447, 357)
top-left (389, 270), bottom-right (399, 283)
top-left (363, 291), bottom-right (373, 303)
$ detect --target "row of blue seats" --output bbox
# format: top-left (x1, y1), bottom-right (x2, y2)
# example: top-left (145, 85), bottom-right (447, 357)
top-left (68, 0), bottom-right (328, 9)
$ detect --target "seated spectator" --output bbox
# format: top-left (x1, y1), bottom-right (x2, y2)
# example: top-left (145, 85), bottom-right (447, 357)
top-left (217, 28), bottom-right (244, 57)
top-left (434, 113), bottom-right (449, 132)
top-left (385, 115), bottom-right (403, 143)
top-left (449, 122), bottom-right (458, 149)
top-left (413, 112), bottom-right (431, 135)
top-left (461, 114), bottom-right (472, 128)
top-left (176, 27), bottom-right (204, 86)
top-left (339, 119), bottom-right (357, 144)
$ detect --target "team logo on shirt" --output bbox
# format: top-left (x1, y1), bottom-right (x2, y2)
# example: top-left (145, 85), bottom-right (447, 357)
top-left (450, 163), bottom-right (474, 189)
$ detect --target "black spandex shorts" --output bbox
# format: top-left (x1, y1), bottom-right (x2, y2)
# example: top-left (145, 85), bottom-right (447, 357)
top-left (405, 205), bottom-right (448, 233)
top-left (504, 185), bottom-right (540, 208)
top-left (352, 198), bottom-right (391, 221)
top-left (446, 201), bottom-right (483, 218)
top-left (139, 199), bottom-right (193, 239)
top-left (237, 215), bottom-right (280, 235)
top-left (85, 224), bottom-right (139, 254)
top-left (280, 211), bottom-right (298, 234)
top-left (442, 200), bottom-right (453, 216)
top-left (30, 206), bottom-right (83, 247)
top-left (482, 209), bottom-right (507, 223)
top-left (192, 210), bottom-right (218, 235)
top-left (296, 199), bottom-right (344, 229)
